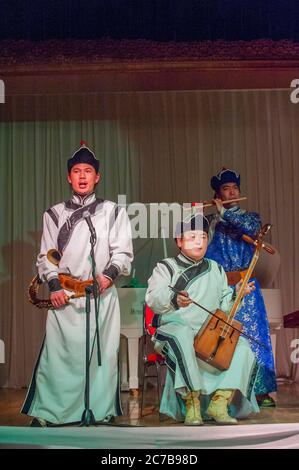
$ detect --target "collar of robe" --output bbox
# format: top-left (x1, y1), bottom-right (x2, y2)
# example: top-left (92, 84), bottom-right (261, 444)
top-left (177, 252), bottom-right (205, 267)
top-left (72, 192), bottom-right (96, 206)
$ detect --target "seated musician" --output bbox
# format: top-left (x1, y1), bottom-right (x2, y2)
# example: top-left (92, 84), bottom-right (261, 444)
top-left (145, 213), bottom-right (260, 425)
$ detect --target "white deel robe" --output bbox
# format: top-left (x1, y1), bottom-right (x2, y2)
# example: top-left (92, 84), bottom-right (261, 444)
top-left (145, 253), bottom-right (260, 421)
top-left (22, 193), bottom-right (133, 424)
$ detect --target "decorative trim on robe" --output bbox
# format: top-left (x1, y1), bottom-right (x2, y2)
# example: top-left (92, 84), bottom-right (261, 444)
top-left (57, 198), bottom-right (104, 253)
top-left (154, 331), bottom-right (195, 391)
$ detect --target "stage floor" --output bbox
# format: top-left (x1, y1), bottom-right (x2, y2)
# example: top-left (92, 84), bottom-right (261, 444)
top-left (1, 381), bottom-right (299, 448)
top-left (1, 380), bottom-right (299, 428)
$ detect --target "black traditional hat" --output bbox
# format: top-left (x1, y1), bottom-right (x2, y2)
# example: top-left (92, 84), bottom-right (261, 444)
top-left (175, 213), bottom-right (209, 238)
top-left (210, 168), bottom-right (240, 192)
top-left (67, 141), bottom-right (99, 173)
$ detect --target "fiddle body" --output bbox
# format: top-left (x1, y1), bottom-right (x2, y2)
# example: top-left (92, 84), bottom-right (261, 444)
top-left (194, 309), bottom-right (242, 371)
top-left (193, 223), bottom-right (272, 371)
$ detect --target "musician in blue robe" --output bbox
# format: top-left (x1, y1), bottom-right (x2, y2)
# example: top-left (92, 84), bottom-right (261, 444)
top-left (205, 168), bottom-right (277, 407)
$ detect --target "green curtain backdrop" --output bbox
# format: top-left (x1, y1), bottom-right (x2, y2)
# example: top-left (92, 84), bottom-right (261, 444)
top-left (0, 89), bottom-right (298, 387)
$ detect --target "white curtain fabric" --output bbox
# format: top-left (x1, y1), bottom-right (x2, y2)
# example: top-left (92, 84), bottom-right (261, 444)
top-left (0, 89), bottom-right (298, 387)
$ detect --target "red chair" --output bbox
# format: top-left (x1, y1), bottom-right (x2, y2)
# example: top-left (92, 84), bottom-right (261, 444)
top-left (140, 304), bottom-right (166, 417)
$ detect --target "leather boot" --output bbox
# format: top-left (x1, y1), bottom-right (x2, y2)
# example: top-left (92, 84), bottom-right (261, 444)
top-left (183, 391), bottom-right (203, 426)
top-left (206, 389), bottom-right (238, 424)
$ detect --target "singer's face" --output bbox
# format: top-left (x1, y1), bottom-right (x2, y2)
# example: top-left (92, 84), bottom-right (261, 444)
top-left (176, 230), bottom-right (208, 261)
top-left (218, 183), bottom-right (240, 208)
top-left (68, 164), bottom-right (100, 196)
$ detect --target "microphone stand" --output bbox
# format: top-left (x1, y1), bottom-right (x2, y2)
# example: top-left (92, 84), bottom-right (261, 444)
top-left (89, 229), bottom-right (101, 367)
top-left (80, 225), bottom-right (101, 427)
top-left (80, 285), bottom-right (96, 426)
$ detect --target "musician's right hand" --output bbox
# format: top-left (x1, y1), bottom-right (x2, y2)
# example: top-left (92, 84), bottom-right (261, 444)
top-left (51, 290), bottom-right (67, 308)
top-left (176, 290), bottom-right (192, 308)
top-left (212, 198), bottom-right (224, 213)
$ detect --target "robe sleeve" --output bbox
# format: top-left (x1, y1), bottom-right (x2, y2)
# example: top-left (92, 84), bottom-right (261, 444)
top-left (219, 264), bottom-right (236, 313)
top-left (37, 211), bottom-right (62, 291)
top-left (221, 208), bottom-right (261, 237)
top-left (145, 263), bottom-right (176, 314)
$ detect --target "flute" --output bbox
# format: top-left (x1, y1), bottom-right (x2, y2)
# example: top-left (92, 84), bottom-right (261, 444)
top-left (188, 196), bottom-right (247, 209)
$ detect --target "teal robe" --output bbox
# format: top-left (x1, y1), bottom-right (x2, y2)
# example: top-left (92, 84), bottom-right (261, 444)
top-left (146, 253), bottom-right (260, 421)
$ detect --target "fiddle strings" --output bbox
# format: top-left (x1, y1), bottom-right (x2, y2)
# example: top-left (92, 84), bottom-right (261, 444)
top-left (220, 245), bottom-right (261, 340)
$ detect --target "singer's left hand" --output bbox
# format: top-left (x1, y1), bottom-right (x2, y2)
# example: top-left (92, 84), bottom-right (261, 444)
top-left (96, 274), bottom-right (113, 293)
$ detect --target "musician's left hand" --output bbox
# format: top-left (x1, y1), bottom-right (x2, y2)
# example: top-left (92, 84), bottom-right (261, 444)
top-left (97, 274), bottom-right (113, 293)
top-left (236, 280), bottom-right (255, 297)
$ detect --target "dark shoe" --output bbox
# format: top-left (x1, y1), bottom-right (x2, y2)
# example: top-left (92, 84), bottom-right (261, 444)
top-left (256, 394), bottom-right (276, 408)
top-left (101, 415), bottom-right (115, 424)
top-left (30, 417), bottom-right (48, 427)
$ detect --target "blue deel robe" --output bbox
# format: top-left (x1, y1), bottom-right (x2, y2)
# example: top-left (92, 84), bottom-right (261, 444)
top-left (206, 206), bottom-right (277, 395)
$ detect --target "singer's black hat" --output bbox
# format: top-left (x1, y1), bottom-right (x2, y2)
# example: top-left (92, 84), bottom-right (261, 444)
top-left (67, 141), bottom-right (99, 173)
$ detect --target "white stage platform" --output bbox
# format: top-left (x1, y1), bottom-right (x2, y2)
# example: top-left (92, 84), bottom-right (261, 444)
top-left (1, 422), bottom-right (299, 449)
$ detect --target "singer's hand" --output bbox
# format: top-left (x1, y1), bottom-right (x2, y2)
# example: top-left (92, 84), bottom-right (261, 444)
top-left (97, 274), bottom-right (113, 293)
top-left (51, 290), bottom-right (68, 308)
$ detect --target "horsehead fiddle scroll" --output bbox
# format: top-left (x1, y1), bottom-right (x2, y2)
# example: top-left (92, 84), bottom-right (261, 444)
top-left (28, 249), bottom-right (93, 309)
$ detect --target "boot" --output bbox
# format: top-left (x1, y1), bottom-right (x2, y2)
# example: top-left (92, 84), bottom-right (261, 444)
top-left (206, 390), bottom-right (238, 425)
top-left (183, 391), bottom-right (203, 426)
top-left (256, 393), bottom-right (276, 408)
top-left (30, 417), bottom-right (48, 427)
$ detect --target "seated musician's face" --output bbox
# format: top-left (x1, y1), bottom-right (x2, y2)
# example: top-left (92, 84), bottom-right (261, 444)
top-left (67, 163), bottom-right (100, 196)
top-left (177, 230), bottom-right (208, 261)
top-left (218, 182), bottom-right (240, 207)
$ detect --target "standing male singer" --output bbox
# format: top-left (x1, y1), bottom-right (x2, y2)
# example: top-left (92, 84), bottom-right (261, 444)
top-left (21, 142), bottom-right (133, 426)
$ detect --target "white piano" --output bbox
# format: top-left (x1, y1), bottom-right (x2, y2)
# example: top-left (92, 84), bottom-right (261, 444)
top-left (118, 288), bottom-right (146, 391)
top-left (261, 288), bottom-right (282, 366)
top-left (119, 286), bottom-right (282, 391)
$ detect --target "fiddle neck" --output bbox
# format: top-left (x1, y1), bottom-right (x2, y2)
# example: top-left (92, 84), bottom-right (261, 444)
top-left (228, 247), bottom-right (260, 320)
